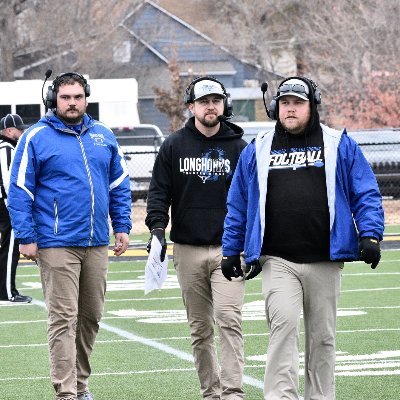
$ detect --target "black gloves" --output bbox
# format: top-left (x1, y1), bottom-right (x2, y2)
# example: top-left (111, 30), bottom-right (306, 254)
top-left (359, 237), bottom-right (381, 269)
top-left (146, 228), bottom-right (167, 262)
top-left (221, 255), bottom-right (243, 281)
top-left (244, 260), bottom-right (262, 280)
top-left (221, 256), bottom-right (262, 281)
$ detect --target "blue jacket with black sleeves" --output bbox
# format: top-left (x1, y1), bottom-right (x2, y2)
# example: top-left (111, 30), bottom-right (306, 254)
top-left (222, 124), bottom-right (384, 264)
top-left (7, 111), bottom-right (132, 248)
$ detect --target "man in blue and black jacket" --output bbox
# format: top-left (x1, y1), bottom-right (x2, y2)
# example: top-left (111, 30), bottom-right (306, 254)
top-left (8, 72), bottom-right (132, 400)
top-left (222, 77), bottom-right (384, 400)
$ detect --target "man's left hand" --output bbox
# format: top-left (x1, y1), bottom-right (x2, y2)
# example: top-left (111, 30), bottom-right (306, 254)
top-left (359, 237), bottom-right (381, 269)
top-left (114, 232), bottom-right (129, 256)
top-left (244, 260), bottom-right (262, 280)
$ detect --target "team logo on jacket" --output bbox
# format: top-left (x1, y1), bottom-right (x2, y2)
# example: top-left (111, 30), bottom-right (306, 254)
top-left (269, 146), bottom-right (324, 170)
top-left (179, 148), bottom-right (231, 183)
top-left (90, 133), bottom-right (107, 146)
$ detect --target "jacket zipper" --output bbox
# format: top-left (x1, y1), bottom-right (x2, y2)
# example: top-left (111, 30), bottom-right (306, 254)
top-left (76, 134), bottom-right (95, 245)
top-left (53, 199), bottom-right (58, 234)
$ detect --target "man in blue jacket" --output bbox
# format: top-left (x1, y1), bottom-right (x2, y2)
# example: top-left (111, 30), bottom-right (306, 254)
top-left (221, 77), bottom-right (384, 400)
top-left (8, 72), bottom-right (132, 400)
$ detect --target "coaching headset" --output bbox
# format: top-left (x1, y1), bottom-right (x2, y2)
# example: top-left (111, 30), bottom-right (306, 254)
top-left (45, 72), bottom-right (91, 110)
top-left (184, 76), bottom-right (233, 118)
top-left (268, 76), bottom-right (321, 120)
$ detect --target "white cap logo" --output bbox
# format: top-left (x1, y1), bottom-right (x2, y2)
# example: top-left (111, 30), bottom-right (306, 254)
top-left (193, 80), bottom-right (226, 101)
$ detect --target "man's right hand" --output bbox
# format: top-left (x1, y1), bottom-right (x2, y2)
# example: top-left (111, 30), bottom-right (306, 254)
top-left (359, 237), bottom-right (381, 269)
top-left (146, 228), bottom-right (167, 262)
top-left (19, 243), bottom-right (39, 262)
top-left (221, 255), bottom-right (243, 281)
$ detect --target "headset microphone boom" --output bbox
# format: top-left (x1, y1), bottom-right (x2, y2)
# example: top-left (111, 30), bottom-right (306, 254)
top-left (42, 69), bottom-right (53, 111)
top-left (260, 81), bottom-right (271, 119)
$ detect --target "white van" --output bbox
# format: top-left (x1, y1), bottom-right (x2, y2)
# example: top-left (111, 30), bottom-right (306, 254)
top-left (234, 121), bottom-right (275, 143)
top-left (0, 77), bottom-right (140, 127)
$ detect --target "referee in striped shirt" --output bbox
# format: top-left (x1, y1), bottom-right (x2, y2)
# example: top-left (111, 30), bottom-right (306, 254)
top-left (0, 114), bottom-right (32, 303)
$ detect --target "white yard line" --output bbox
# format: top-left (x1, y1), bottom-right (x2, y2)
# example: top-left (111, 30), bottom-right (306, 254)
top-left (341, 287), bottom-right (400, 292)
top-left (14, 299), bottom-right (265, 392)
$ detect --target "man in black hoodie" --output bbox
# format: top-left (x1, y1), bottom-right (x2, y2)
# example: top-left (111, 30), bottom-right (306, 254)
top-left (146, 77), bottom-right (247, 399)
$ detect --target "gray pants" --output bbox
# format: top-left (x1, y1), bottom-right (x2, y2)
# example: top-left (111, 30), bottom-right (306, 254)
top-left (261, 256), bottom-right (343, 400)
top-left (173, 243), bottom-right (245, 400)
top-left (39, 246), bottom-right (108, 399)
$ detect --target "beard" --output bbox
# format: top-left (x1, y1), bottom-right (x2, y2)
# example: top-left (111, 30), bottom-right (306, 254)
top-left (197, 114), bottom-right (220, 128)
top-left (281, 119), bottom-right (307, 135)
top-left (57, 108), bottom-right (85, 125)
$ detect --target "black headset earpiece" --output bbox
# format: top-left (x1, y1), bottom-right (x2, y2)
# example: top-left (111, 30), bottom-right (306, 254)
top-left (184, 76), bottom-right (233, 118)
top-left (268, 76), bottom-right (321, 120)
top-left (268, 98), bottom-right (278, 121)
top-left (306, 77), bottom-right (322, 105)
top-left (45, 72), bottom-right (90, 109)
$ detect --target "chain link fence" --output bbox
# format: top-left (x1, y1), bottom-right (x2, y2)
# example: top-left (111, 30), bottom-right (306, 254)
top-left (348, 129), bottom-right (400, 226)
top-left (123, 129), bottom-right (400, 234)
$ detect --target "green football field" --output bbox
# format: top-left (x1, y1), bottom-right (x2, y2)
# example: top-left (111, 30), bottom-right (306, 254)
top-left (0, 247), bottom-right (399, 399)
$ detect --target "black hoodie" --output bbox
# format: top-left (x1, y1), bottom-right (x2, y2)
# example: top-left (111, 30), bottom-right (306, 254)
top-left (146, 117), bottom-right (247, 245)
top-left (261, 110), bottom-right (331, 262)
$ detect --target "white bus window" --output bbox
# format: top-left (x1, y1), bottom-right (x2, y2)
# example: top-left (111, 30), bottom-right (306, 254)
top-left (86, 102), bottom-right (99, 120)
top-left (16, 104), bottom-right (41, 125)
top-left (0, 105), bottom-right (12, 119)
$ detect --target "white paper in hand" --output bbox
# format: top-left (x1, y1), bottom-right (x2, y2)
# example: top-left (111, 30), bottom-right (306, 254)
top-left (144, 235), bottom-right (168, 294)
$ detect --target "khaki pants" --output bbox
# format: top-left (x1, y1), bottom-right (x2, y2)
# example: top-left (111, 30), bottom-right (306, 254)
top-left (173, 244), bottom-right (245, 400)
top-left (261, 256), bottom-right (343, 400)
top-left (39, 246), bottom-right (108, 399)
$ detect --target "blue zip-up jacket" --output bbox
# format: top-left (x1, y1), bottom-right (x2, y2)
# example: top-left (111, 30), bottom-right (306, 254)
top-left (7, 111), bottom-right (132, 248)
top-left (223, 124), bottom-right (384, 264)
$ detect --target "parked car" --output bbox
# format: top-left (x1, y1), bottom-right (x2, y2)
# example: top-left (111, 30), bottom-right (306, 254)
top-left (112, 124), bottom-right (165, 202)
top-left (347, 128), bottom-right (400, 198)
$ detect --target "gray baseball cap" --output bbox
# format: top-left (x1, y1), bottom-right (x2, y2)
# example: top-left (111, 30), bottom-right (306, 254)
top-left (193, 79), bottom-right (226, 101)
top-left (277, 78), bottom-right (310, 101)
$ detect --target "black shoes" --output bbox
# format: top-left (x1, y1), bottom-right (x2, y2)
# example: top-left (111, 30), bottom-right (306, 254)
top-left (9, 294), bottom-right (32, 303)
top-left (78, 392), bottom-right (94, 400)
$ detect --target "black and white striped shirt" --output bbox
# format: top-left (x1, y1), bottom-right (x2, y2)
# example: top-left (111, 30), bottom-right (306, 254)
top-left (0, 135), bottom-right (18, 200)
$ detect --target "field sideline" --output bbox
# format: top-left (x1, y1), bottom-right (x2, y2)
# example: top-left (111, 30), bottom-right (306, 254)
top-left (0, 246), bottom-right (399, 399)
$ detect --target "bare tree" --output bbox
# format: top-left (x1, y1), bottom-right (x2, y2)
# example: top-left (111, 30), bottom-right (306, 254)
top-left (4, 0), bottom-right (399, 128)
top-left (153, 59), bottom-right (193, 133)
top-left (0, 0), bottom-right (22, 80)
top-left (3, 0), bottom-right (143, 79)
top-left (214, 0), bottom-right (400, 128)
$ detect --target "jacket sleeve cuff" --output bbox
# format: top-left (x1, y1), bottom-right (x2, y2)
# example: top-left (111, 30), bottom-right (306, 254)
top-left (113, 224), bottom-right (131, 234)
top-left (149, 222), bottom-right (166, 231)
top-left (222, 249), bottom-right (242, 257)
top-left (18, 237), bottom-right (37, 245)
top-left (360, 233), bottom-right (381, 242)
